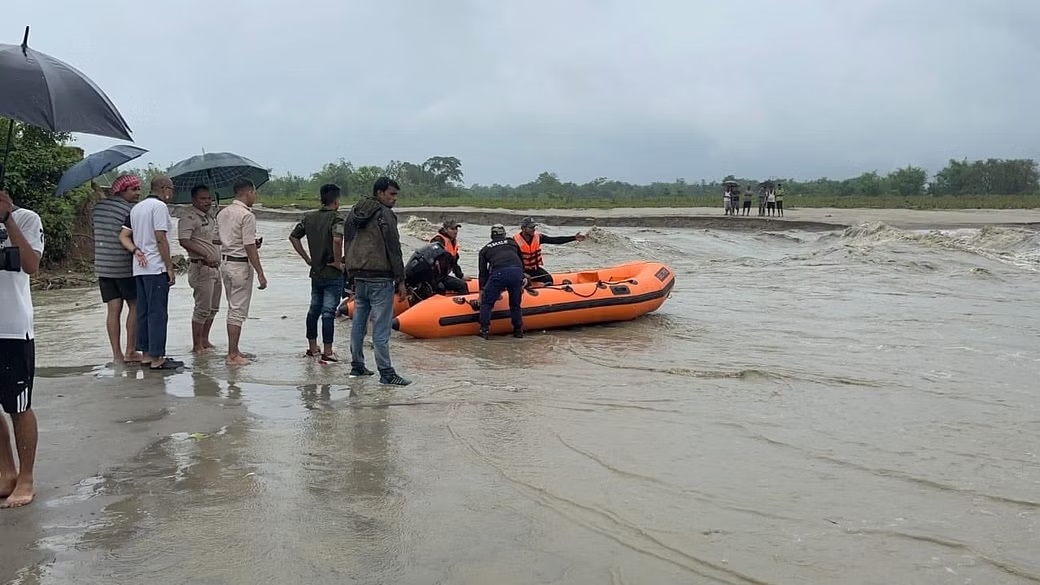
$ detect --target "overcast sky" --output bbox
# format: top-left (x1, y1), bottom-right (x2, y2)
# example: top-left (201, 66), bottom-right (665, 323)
top-left (7, 0), bottom-right (1039, 186)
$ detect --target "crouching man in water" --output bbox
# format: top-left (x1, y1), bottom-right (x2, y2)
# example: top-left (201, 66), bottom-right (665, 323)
top-left (477, 224), bottom-right (526, 339)
top-left (404, 241), bottom-right (461, 302)
top-left (513, 217), bottom-right (586, 286)
top-left (0, 190), bottom-right (43, 508)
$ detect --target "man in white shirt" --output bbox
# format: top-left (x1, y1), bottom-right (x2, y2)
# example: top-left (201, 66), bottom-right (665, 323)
top-left (118, 176), bottom-right (183, 370)
top-left (0, 189), bottom-right (44, 508)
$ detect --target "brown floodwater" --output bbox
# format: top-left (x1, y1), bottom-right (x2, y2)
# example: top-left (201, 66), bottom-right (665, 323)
top-left (7, 217), bottom-right (1040, 584)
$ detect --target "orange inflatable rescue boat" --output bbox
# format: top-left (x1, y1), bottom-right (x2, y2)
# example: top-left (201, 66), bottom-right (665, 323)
top-left (392, 261), bottom-right (675, 339)
top-left (340, 278), bottom-right (480, 318)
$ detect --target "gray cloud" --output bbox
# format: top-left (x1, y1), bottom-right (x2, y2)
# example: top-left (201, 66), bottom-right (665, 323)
top-left (7, 0), bottom-right (1038, 185)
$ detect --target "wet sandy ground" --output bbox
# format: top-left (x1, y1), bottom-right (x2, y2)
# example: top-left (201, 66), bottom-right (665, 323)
top-left (2, 214), bottom-right (1039, 584)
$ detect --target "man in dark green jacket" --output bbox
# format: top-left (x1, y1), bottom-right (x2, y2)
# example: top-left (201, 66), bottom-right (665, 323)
top-left (290, 183), bottom-right (346, 363)
top-left (343, 177), bottom-right (410, 386)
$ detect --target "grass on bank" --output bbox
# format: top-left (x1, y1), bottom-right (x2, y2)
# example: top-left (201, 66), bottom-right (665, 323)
top-left (256, 193), bottom-right (1040, 211)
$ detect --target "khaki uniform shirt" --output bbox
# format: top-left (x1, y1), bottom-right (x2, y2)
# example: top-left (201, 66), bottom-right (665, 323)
top-left (216, 199), bottom-right (257, 258)
top-left (177, 206), bottom-right (220, 261)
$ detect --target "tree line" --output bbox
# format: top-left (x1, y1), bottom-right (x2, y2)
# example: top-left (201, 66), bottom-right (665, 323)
top-left (1, 114), bottom-right (1038, 268)
top-left (111, 155), bottom-right (1040, 203)
top-left (256, 156), bottom-right (1040, 201)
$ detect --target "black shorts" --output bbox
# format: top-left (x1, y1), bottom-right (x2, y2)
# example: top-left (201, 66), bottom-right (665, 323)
top-left (0, 338), bottom-right (35, 415)
top-left (99, 276), bottom-right (137, 303)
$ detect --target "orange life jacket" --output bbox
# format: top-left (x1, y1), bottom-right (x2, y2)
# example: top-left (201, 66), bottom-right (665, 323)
top-left (513, 232), bottom-right (542, 271)
top-left (432, 233), bottom-right (458, 258)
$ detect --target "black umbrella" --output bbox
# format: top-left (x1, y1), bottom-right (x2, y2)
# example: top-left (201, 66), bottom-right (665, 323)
top-left (0, 26), bottom-right (133, 187)
top-left (54, 144), bottom-right (147, 196)
top-left (167, 152), bottom-right (269, 204)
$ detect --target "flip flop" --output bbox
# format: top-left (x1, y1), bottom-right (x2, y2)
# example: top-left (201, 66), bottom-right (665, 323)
top-left (149, 359), bottom-right (183, 370)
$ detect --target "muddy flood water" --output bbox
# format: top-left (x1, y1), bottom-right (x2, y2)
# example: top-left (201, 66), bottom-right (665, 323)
top-left (3, 215), bottom-right (1039, 584)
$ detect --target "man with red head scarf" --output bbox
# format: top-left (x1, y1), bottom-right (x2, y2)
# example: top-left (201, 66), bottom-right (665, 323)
top-left (92, 173), bottom-right (143, 365)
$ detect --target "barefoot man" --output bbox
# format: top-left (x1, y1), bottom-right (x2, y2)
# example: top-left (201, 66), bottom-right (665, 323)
top-left (216, 179), bottom-right (267, 366)
top-left (92, 174), bottom-right (143, 364)
top-left (177, 185), bottom-right (222, 353)
top-left (0, 189), bottom-right (43, 508)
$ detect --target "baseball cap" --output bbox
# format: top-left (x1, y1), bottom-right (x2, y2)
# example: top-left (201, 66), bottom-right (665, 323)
top-left (490, 224), bottom-right (506, 237)
top-left (442, 219), bottom-right (462, 229)
top-left (520, 217), bottom-right (537, 228)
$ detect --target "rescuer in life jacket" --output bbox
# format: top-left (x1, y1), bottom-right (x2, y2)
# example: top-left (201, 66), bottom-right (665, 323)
top-left (513, 217), bottom-right (587, 285)
top-left (404, 242), bottom-right (460, 302)
top-left (428, 219), bottom-right (469, 295)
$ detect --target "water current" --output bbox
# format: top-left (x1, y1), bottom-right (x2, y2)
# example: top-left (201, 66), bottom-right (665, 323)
top-left (12, 216), bottom-right (1040, 584)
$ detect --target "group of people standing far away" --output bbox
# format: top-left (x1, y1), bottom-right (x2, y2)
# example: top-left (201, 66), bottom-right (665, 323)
top-left (92, 175), bottom-right (268, 372)
top-left (723, 181), bottom-right (784, 217)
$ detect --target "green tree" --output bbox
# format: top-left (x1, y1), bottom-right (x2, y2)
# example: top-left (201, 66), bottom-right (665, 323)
top-left (886, 165), bottom-right (927, 196)
top-left (0, 118), bottom-right (87, 264)
top-left (422, 156), bottom-right (464, 186)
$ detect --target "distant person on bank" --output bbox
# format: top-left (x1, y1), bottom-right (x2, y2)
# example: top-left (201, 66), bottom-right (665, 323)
top-left (513, 217), bottom-right (586, 286)
top-left (344, 177), bottom-right (411, 385)
top-left (118, 176), bottom-right (183, 370)
top-left (92, 173), bottom-right (143, 364)
top-left (177, 184), bottom-right (223, 353)
top-left (0, 189), bottom-right (44, 508)
top-left (216, 179), bottom-right (267, 367)
top-left (290, 183), bottom-right (346, 364)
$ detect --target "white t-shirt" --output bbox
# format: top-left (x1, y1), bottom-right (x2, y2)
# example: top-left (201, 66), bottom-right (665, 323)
top-left (0, 208), bottom-right (45, 340)
top-left (122, 195), bottom-right (172, 276)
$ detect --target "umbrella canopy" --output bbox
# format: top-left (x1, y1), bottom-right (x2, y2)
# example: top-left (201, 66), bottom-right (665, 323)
top-left (167, 152), bottom-right (269, 204)
top-left (0, 26), bottom-right (133, 186)
top-left (55, 144), bottom-right (147, 196)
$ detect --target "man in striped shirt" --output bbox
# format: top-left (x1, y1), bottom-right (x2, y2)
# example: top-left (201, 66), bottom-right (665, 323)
top-left (92, 174), bottom-right (143, 365)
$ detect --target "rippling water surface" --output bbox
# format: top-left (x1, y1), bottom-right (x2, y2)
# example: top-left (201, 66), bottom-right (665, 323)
top-left (18, 217), bottom-right (1040, 584)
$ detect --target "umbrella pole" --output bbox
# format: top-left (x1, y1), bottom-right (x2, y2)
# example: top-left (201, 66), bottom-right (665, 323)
top-left (0, 120), bottom-right (14, 188)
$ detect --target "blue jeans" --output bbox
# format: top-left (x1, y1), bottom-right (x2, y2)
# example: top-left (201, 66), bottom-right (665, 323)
top-left (135, 273), bottom-right (170, 358)
top-left (480, 266), bottom-right (525, 330)
top-left (350, 278), bottom-right (395, 375)
top-left (306, 277), bottom-right (343, 345)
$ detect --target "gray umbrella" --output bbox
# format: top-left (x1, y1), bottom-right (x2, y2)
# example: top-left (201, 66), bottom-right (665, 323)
top-left (54, 144), bottom-right (147, 196)
top-left (167, 152), bottom-right (269, 204)
top-left (0, 26), bottom-right (133, 186)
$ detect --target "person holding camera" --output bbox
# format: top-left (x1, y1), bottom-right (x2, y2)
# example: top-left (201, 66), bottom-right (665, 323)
top-left (0, 189), bottom-right (43, 508)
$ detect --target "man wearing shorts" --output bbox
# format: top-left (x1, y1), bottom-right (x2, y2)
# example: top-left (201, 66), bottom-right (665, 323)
top-left (217, 179), bottom-right (267, 366)
top-left (93, 174), bottom-right (142, 364)
top-left (177, 185), bottom-right (222, 353)
top-left (0, 189), bottom-right (44, 508)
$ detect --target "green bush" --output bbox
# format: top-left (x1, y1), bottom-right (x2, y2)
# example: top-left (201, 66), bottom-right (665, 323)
top-left (1, 118), bottom-right (88, 264)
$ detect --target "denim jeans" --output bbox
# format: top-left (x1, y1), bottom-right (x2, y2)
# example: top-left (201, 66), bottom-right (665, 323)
top-left (350, 278), bottom-right (395, 375)
top-left (480, 266), bottom-right (525, 330)
top-left (135, 273), bottom-right (170, 358)
top-left (306, 277), bottom-right (344, 345)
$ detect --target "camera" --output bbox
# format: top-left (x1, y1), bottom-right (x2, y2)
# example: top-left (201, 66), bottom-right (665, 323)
top-left (0, 225), bottom-right (21, 272)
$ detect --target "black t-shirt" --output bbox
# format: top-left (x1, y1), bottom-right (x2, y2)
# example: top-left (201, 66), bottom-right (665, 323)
top-left (290, 208), bottom-right (345, 280)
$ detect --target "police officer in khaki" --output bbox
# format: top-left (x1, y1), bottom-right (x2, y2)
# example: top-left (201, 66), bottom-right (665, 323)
top-left (177, 185), bottom-right (222, 353)
top-left (216, 179), bottom-right (267, 366)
